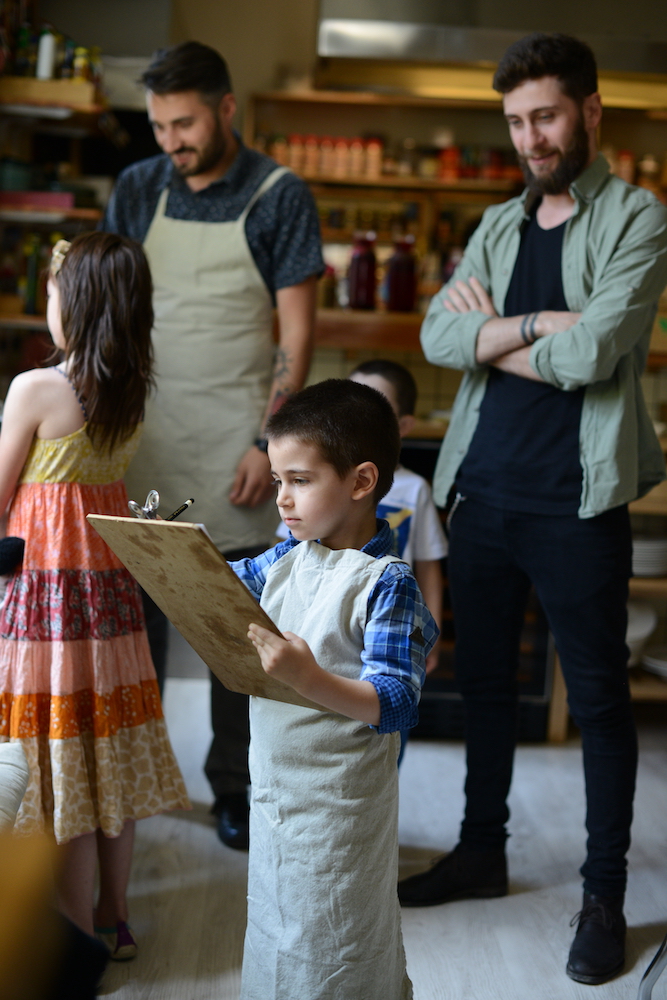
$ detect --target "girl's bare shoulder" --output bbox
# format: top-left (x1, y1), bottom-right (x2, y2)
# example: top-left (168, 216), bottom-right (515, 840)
top-left (10, 365), bottom-right (65, 390)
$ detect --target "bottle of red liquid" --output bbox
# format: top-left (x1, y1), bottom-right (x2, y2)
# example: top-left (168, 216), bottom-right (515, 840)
top-left (348, 232), bottom-right (377, 310)
top-left (387, 235), bottom-right (417, 312)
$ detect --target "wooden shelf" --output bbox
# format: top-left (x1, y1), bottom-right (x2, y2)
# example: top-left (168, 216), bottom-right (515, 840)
top-left (0, 313), bottom-right (48, 331)
top-left (314, 307), bottom-right (423, 350)
top-left (630, 479), bottom-right (667, 516)
top-left (255, 77), bottom-right (667, 113)
top-left (629, 576), bottom-right (667, 598)
top-left (252, 87), bottom-right (502, 111)
top-left (306, 173), bottom-right (516, 192)
top-left (0, 207), bottom-right (101, 224)
top-left (628, 667), bottom-right (667, 700)
top-left (0, 76), bottom-right (103, 116)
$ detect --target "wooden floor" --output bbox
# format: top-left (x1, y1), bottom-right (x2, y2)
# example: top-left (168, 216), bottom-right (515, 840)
top-left (99, 663), bottom-right (667, 999)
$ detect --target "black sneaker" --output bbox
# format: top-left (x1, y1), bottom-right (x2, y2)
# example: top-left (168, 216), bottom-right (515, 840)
top-left (566, 892), bottom-right (626, 985)
top-left (398, 843), bottom-right (508, 907)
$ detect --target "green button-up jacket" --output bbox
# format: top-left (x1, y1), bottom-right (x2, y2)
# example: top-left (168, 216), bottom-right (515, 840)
top-left (421, 154), bottom-right (667, 517)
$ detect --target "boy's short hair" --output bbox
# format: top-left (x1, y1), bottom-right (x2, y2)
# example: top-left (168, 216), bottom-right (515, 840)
top-left (493, 32), bottom-right (598, 104)
top-left (266, 379), bottom-right (400, 502)
top-left (349, 359), bottom-right (417, 417)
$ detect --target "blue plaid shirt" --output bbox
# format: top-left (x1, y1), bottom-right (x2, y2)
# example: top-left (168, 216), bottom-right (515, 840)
top-left (231, 519), bottom-right (438, 734)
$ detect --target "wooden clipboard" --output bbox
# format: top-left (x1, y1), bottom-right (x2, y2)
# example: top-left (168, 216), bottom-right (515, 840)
top-left (87, 515), bottom-right (321, 710)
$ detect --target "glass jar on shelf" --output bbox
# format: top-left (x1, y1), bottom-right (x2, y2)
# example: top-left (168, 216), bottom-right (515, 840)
top-left (270, 135), bottom-right (289, 166)
top-left (365, 138), bottom-right (383, 179)
top-left (333, 138), bottom-right (349, 178)
top-left (397, 137), bottom-right (417, 176)
top-left (303, 135), bottom-right (319, 177)
top-left (287, 135), bottom-right (304, 173)
top-left (349, 138), bottom-right (365, 177)
top-left (319, 137), bottom-right (335, 176)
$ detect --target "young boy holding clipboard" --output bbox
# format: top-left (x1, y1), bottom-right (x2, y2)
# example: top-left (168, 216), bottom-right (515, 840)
top-left (230, 379), bottom-right (438, 1000)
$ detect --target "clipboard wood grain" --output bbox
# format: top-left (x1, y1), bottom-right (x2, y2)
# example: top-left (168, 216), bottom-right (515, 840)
top-left (87, 515), bottom-right (321, 711)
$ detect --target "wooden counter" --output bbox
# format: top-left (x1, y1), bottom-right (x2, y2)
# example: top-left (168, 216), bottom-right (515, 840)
top-left (313, 308), bottom-right (423, 351)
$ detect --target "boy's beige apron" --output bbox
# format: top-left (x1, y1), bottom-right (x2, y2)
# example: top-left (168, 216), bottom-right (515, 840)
top-left (241, 541), bottom-right (413, 1000)
top-left (126, 167), bottom-right (288, 551)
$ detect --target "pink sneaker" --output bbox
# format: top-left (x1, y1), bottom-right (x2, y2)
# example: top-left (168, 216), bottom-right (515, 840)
top-left (94, 921), bottom-right (138, 961)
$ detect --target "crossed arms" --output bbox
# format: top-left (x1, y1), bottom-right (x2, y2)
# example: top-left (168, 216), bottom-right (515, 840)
top-left (422, 195), bottom-right (667, 390)
top-left (443, 275), bottom-right (579, 381)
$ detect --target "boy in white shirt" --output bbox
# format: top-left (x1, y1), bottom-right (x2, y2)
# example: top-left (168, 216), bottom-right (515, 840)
top-left (349, 360), bottom-right (447, 676)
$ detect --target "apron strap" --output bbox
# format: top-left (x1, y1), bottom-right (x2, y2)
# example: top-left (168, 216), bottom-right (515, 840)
top-left (152, 166), bottom-right (290, 225)
top-left (240, 166), bottom-right (291, 221)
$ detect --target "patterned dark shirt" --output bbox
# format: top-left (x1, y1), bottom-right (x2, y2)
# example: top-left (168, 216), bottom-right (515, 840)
top-left (101, 136), bottom-right (324, 301)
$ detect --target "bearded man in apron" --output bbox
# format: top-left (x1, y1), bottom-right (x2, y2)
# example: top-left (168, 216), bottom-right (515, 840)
top-left (102, 42), bottom-right (323, 849)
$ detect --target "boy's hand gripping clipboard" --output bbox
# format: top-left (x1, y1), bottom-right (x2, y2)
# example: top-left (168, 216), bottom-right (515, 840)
top-left (87, 515), bottom-right (322, 710)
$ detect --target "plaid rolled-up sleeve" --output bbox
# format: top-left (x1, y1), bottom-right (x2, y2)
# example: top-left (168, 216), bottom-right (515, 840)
top-left (229, 536), bottom-right (298, 601)
top-left (361, 562), bottom-right (439, 734)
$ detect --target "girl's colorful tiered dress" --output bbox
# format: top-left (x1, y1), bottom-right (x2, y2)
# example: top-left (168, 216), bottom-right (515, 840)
top-left (0, 423), bottom-right (189, 843)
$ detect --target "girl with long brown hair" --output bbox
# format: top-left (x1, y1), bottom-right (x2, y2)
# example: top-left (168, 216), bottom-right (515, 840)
top-left (0, 232), bottom-right (189, 960)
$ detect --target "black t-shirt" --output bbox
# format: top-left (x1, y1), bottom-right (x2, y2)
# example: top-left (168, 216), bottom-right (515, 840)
top-left (456, 204), bottom-right (585, 515)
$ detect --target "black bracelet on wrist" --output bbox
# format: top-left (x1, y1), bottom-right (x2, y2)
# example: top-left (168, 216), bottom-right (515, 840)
top-left (521, 312), bottom-right (539, 345)
top-left (529, 312), bottom-right (539, 342)
top-left (254, 437), bottom-right (269, 453)
top-left (520, 314), bottom-right (532, 345)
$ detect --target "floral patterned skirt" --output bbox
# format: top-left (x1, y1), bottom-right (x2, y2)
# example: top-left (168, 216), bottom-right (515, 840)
top-left (0, 478), bottom-right (189, 843)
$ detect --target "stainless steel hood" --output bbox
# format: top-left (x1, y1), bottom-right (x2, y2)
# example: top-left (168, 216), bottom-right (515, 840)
top-left (318, 7), bottom-right (667, 75)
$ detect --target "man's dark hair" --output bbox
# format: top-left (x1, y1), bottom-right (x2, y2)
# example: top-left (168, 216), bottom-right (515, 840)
top-left (350, 359), bottom-right (417, 418)
top-left (493, 33), bottom-right (597, 103)
top-left (266, 379), bottom-right (400, 503)
top-left (141, 42), bottom-right (232, 106)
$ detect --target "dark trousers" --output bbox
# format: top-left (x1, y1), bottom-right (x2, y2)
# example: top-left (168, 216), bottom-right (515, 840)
top-left (447, 496), bottom-right (637, 898)
top-left (142, 542), bottom-right (268, 801)
top-left (205, 543), bottom-right (268, 800)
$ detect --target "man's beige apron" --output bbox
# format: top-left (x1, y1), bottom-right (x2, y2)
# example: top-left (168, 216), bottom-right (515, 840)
top-left (126, 168), bottom-right (288, 551)
top-left (241, 541), bottom-right (413, 1000)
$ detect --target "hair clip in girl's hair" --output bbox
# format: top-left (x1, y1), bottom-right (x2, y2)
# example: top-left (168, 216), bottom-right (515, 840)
top-left (50, 239), bottom-right (72, 276)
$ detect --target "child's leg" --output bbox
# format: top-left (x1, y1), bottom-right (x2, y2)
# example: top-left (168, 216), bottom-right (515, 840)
top-left (57, 831), bottom-right (97, 935)
top-left (94, 819), bottom-right (135, 927)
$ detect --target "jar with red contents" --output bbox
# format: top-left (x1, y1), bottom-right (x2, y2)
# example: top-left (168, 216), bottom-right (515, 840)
top-left (347, 232), bottom-right (377, 310)
top-left (387, 235), bottom-right (417, 312)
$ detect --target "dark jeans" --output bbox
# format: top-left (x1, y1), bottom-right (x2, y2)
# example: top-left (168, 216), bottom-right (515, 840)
top-left (142, 542), bottom-right (268, 801)
top-left (447, 496), bottom-right (637, 898)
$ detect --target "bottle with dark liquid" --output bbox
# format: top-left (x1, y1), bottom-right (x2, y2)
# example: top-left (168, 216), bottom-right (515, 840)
top-left (387, 235), bottom-right (416, 312)
top-left (348, 232), bottom-right (376, 310)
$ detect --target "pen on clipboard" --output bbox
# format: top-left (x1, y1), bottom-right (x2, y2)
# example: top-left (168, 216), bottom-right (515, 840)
top-left (165, 498), bottom-right (195, 521)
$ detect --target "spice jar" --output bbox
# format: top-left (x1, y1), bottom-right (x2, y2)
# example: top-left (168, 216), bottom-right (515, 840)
top-left (387, 236), bottom-right (417, 312)
top-left (319, 137), bottom-right (335, 176)
top-left (439, 146), bottom-right (461, 182)
top-left (617, 150), bottom-right (635, 185)
top-left (287, 135), bottom-right (304, 173)
top-left (303, 135), bottom-right (319, 177)
top-left (270, 135), bottom-right (289, 166)
top-left (349, 138), bottom-right (365, 177)
top-left (333, 138), bottom-right (349, 178)
top-left (347, 232), bottom-right (377, 310)
top-left (72, 46), bottom-right (90, 82)
top-left (365, 138), bottom-right (383, 179)
top-left (637, 153), bottom-right (661, 197)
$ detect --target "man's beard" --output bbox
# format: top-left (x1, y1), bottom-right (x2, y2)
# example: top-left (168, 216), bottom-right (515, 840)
top-left (518, 113), bottom-right (590, 195)
top-left (171, 119), bottom-right (226, 177)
